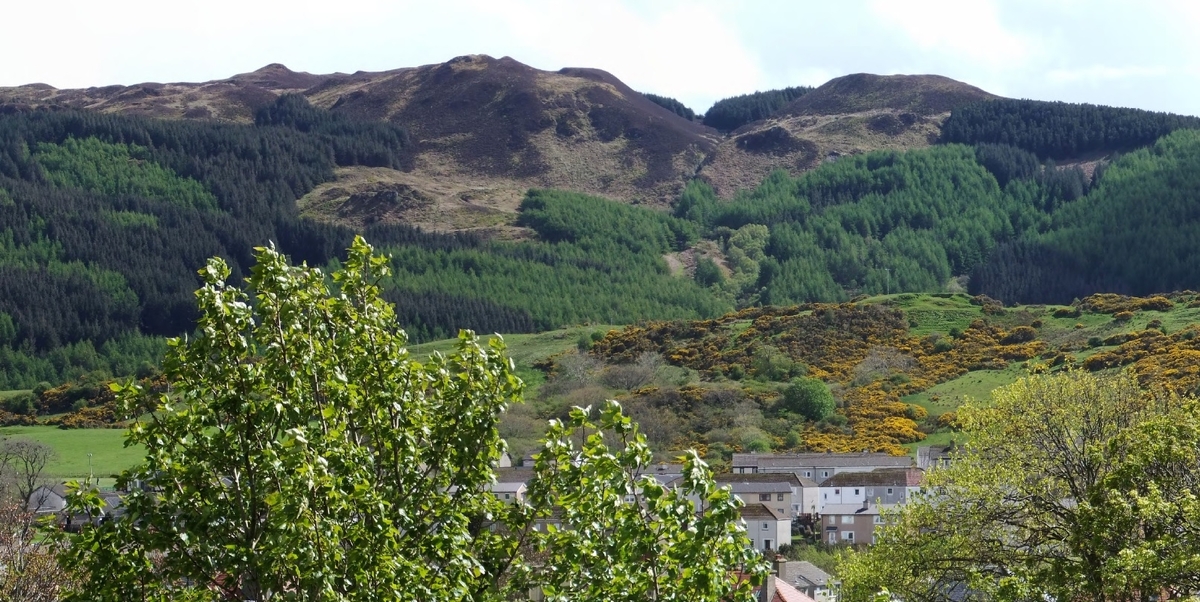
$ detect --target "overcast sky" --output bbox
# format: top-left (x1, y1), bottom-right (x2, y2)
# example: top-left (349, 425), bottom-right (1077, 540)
top-left (4, 0), bottom-right (1198, 115)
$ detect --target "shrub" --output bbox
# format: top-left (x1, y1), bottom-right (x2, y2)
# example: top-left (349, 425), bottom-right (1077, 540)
top-left (1001, 326), bottom-right (1038, 344)
top-left (1113, 311), bottom-right (1134, 322)
top-left (781, 377), bottom-right (836, 422)
top-left (1, 393), bottom-right (36, 416)
top-left (1054, 307), bottom-right (1081, 318)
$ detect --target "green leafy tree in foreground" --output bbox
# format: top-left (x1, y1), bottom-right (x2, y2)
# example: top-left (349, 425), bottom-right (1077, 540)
top-left (839, 369), bottom-right (1200, 602)
top-left (54, 237), bottom-right (765, 601)
top-left (518, 402), bottom-right (768, 601)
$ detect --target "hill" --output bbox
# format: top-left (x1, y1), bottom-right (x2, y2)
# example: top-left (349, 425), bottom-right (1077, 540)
top-left (19, 290), bottom-right (1200, 476)
top-left (780, 73), bottom-right (996, 117)
top-left (5, 105), bottom-right (1200, 388)
top-left (1, 56), bottom-right (719, 229)
top-left (696, 74), bottom-right (998, 196)
top-left (2, 63), bottom-right (1009, 219)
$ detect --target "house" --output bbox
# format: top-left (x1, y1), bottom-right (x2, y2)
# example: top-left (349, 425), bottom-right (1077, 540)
top-left (746, 572), bottom-right (819, 602)
top-left (777, 560), bottom-right (834, 602)
top-left (491, 481), bottom-right (526, 504)
top-left (731, 452), bottom-right (913, 481)
top-left (727, 481), bottom-right (794, 519)
top-left (499, 451), bottom-right (513, 468)
top-left (821, 500), bottom-right (897, 545)
top-left (817, 467), bottom-right (923, 512)
top-left (739, 503), bottom-right (791, 553)
top-left (28, 483), bottom-right (127, 530)
top-left (27, 483), bottom-right (68, 514)
top-left (639, 462), bottom-right (685, 486)
top-left (917, 443), bottom-right (958, 470)
top-left (495, 467), bottom-right (534, 485)
top-left (716, 472), bottom-right (820, 520)
top-left (96, 491), bottom-right (127, 523)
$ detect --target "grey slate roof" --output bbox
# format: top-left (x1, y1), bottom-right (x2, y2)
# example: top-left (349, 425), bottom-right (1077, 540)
top-left (716, 472), bottom-right (808, 487)
top-left (917, 444), bottom-right (958, 469)
top-left (779, 560), bottom-right (831, 589)
top-left (821, 502), bottom-right (898, 516)
top-left (733, 452), bottom-right (913, 471)
top-left (495, 468), bottom-right (534, 483)
top-left (819, 467), bottom-right (924, 487)
top-left (728, 481), bottom-right (793, 494)
top-left (738, 503), bottom-right (787, 521)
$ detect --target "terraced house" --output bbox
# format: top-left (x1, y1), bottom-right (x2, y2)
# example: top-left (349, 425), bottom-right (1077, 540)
top-left (731, 452), bottom-right (913, 481)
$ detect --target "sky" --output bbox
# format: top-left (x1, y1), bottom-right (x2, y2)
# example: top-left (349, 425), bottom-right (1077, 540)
top-left (4, 0), bottom-right (1199, 116)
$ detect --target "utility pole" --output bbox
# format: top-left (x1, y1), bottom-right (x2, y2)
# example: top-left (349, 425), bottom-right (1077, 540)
top-left (88, 452), bottom-right (93, 481)
top-left (885, 268), bottom-right (891, 296)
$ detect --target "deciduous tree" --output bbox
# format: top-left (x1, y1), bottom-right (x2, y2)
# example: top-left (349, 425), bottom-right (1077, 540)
top-left (56, 238), bottom-right (766, 602)
top-left (839, 369), bottom-right (1200, 602)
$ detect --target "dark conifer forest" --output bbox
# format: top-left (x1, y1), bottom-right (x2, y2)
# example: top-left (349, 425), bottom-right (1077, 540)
top-left (940, 98), bottom-right (1200, 159)
top-left (0, 100), bottom-right (727, 387)
top-left (642, 93), bottom-right (697, 121)
top-left (5, 92), bottom-right (1200, 389)
top-left (701, 86), bottom-right (815, 132)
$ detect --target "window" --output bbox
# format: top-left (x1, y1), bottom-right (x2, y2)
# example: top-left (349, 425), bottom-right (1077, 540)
top-left (762, 522), bottom-right (769, 531)
top-left (841, 516), bottom-right (854, 524)
top-left (854, 489), bottom-right (860, 496)
top-left (823, 471), bottom-right (830, 478)
top-left (777, 493), bottom-right (784, 501)
top-left (827, 516), bottom-right (835, 525)
top-left (874, 516), bottom-right (884, 524)
top-left (503, 493), bottom-right (511, 500)
top-left (887, 488), bottom-right (894, 495)
top-left (842, 531), bottom-right (854, 542)
top-left (777, 508), bottom-right (785, 515)
top-left (834, 488), bottom-right (840, 495)
top-left (764, 539), bottom-right (773, 550)
top-left (759, 493), bottom-right (772, 501)
top-left (805, 471), bottom-right (812, 477)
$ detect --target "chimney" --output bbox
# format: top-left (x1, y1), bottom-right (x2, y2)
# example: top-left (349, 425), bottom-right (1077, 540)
top-left (862, 498), bottom-right (869, 511)
top-left (759, 575), bottom-right (776, 602)
top-left (773, 554), bottom-right (788, 578)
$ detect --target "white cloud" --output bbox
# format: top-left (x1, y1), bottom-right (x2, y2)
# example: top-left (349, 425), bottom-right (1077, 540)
top-left (461, 0), bottom-right (766, 111)
top-left (1045, 65), bottom-right (1170, 86)
top-left (3, 0), bottom-right (1200, 116)
top-left (869, 0), bottom-right (1037, 68)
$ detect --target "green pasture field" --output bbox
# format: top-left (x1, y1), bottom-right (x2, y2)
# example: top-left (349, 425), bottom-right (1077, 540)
top-left (0, 425), bottom-right (142, 479)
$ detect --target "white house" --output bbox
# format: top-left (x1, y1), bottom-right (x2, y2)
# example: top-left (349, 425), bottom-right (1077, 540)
top-left (491, 481), bottom-right (526, 504)
top-left (716, 472), bottom-right (820, 519)
top-left (817, 467), bottom-right (923, 513)
top-left (27, 483), bottom-right (68, 514)
top-left (739, 503), bottom-right (790, 553)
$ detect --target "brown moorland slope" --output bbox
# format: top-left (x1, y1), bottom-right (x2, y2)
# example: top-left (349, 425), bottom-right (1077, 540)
top-left (697, 73), bottom-right (999, 197)
top-left (0, 63), bottom-right (999, 227)
top-left (0, 56), bottom-right (718, 231)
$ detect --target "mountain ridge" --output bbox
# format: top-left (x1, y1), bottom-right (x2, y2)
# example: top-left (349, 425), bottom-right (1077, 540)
top-left (0, 58), bottom-right (997, 227)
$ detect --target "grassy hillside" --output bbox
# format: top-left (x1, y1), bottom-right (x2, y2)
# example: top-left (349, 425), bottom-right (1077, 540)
top-left (413, 292), bottom-right (1200, 465)
top-left (22, 291), bottom-right (1200, 477)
